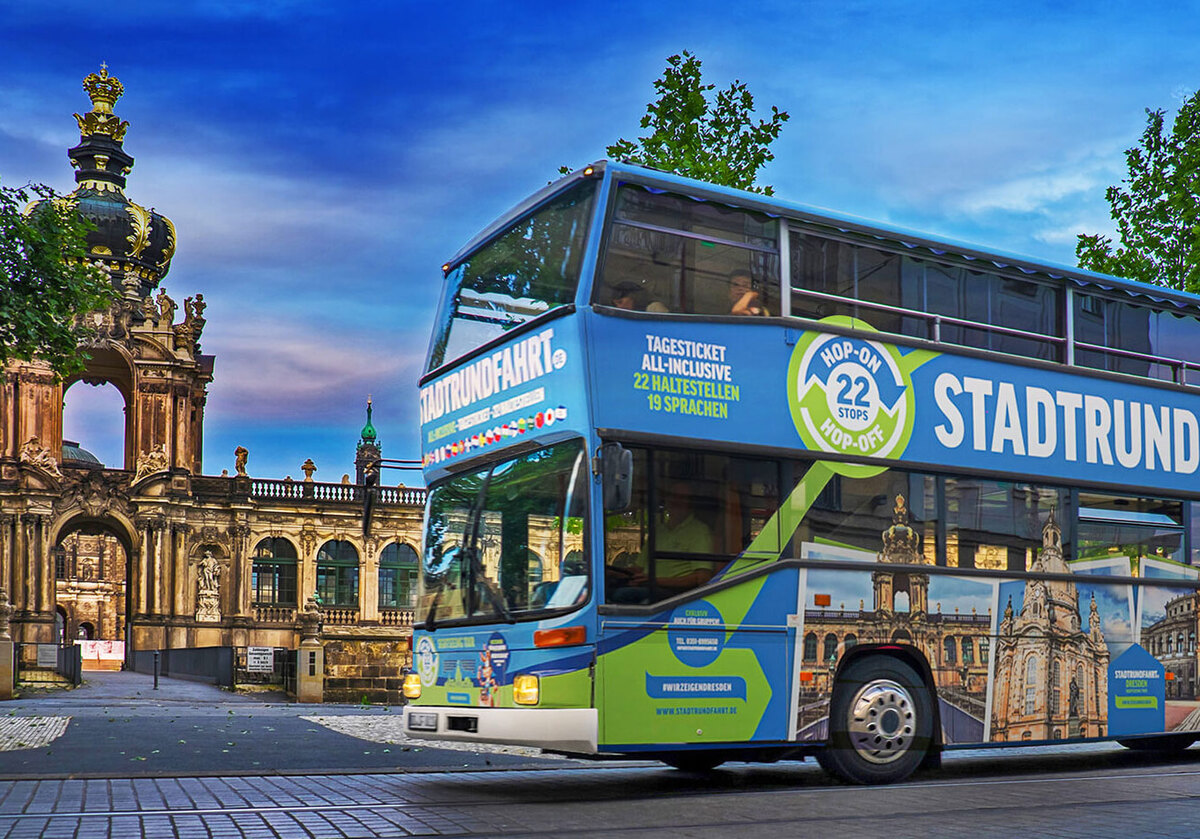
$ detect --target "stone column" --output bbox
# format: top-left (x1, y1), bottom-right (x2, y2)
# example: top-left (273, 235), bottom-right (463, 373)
top-left (360, 540), bottom-right (379, 623)
top-left (230, 524), bottom-right (251, 619)
top-left (0, 515), bottom-right (14, 614)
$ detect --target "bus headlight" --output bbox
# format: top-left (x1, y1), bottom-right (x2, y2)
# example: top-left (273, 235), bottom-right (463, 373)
top-left (513, 674), bottom-right (540, 705)
top-left (403, 672), bottom-right (422, 699)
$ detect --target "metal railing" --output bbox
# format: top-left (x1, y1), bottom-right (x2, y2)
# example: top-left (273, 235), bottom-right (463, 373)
top-left (792, 286), bottom-right (1200, 387)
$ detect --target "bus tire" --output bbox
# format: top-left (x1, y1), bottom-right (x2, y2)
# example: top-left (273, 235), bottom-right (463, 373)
top-left (662, 754), bottom-right (725, 772)
top-left (1117, 734), bottom-right (1197, 752)
top-left (821, 655), bottom-right (932, 785)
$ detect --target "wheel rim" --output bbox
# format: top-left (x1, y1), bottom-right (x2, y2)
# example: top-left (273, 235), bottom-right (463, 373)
top-left (845, 678), bottom-right (915, 764)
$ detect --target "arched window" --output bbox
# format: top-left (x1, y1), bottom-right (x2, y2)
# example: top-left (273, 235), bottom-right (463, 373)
top-left (1051, 661), bottom-right (1061, 713)
top-left (378, 543), bottom-right (418, 609)
top-left (1191, 631), bottom-right (1196, 654)
top-left (77, 622), bottom-right (95, 640)
top-left (1179, 632), bottom-right (1187, 656)
top-left (979, 637), bottom-right (990, 664)
top-left (844, 633), bottom-right (858, 650)
top-left (1024, 658), bottom-right (1038, 715)
top-left (317, 540), bottom-right (359, 608)
top-left (961, 638), bottom-right (974, 665)
top-left (803, 632), bottom-right (818, 662)
top-left (823, 633), bottom-right (838, 663)
top-left (252, 538), bottom-right (298, 606)
top-left (1168, 634), bottom-right (1175, 654)
top-left (944, 636), bottom-right (957, 665)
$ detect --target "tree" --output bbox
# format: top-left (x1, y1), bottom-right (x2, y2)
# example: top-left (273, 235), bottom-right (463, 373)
top-left (0, 181), bottom-right (114, 376)
top-left (1076, 91), bottom-right (1200, 292)
top-left (571, 51), bottom-right (790, 195)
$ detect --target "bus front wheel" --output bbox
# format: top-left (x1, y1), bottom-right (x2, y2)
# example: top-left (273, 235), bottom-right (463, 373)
top-left (821, 656), bottom-right (932, 785)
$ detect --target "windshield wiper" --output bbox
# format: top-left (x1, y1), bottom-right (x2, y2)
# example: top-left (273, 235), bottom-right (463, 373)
top-left (423, 586), bottom-right (442, 631)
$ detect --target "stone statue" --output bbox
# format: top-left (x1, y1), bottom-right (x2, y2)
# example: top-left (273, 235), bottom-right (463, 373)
top-left (195, 550), bottom-right (221, 622)
top-left (0, 588), bottom-right (11, 641)
top-left (234, 446), bottom-right (248, 477)
top-left (133, 442), bottom-right (169, 482)
top-left (1069, 676), bottom-right (1080, 717)
top-left (156, 288), bottom-right (176, 325)
top-left (199, 550), bottom-right (220, 593)
top-left (19, 436), bottom-right (62, 478)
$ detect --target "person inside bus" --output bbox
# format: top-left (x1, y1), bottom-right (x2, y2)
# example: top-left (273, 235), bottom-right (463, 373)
top-left (729, 270), bottom-right (769, 316)
top-left (609, 478), bottom-right (716, 602)
top-left (609, 281), bottom-right (642, 310)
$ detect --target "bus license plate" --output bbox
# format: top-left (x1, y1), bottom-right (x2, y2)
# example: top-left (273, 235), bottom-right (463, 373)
top-left (407, 711), bottom-right (438, 732)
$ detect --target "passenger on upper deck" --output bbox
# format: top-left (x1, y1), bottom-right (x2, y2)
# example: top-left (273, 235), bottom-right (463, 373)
top-left (609, 281), bottom-right (642, 310)
top-left (729, 270), bottom-right (769, 317)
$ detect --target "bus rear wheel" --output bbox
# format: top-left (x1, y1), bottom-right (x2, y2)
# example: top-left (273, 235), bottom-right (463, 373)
top-left (1117, 734), bottom-right (1197, 752)
top-left (821, 656), bottom-right (932, 785)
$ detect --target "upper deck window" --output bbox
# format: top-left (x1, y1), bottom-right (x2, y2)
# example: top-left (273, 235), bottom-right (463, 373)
top-left (597, 185), bottom-right (779, 316)
top-left (790, 231), bottom-right (1064, 362)
top-left (427, 180), bottom-right (597, 372)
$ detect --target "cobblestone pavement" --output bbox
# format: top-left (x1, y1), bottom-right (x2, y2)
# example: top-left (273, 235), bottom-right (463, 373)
top-left (3, 749), bottom-right (1200, 839)
top-left (0, 720), bottom-right (68, 753)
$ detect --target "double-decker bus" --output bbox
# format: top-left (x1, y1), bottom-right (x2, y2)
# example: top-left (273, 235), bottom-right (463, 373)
top-left (404, 160), bottom-right (1200, 783)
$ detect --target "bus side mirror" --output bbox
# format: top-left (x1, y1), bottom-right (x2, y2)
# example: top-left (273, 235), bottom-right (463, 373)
top-left (598, 443), bottom-right (633, 511)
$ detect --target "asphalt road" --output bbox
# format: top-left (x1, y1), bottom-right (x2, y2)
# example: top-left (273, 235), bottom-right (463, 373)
top-left (0, 670), bottom-right (563, 777)
top-left (7, 671), bottom-right (1200, 838)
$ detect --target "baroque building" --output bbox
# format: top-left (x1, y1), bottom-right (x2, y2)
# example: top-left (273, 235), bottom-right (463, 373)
top-left (990, 510), bottom-right (1109, 741)
top-left (798, 496), bottom-right (991, 742)
top-left (0, 67), bottom-right (423, 700)
top-left (1142, 592), bottom-right (1198, 701)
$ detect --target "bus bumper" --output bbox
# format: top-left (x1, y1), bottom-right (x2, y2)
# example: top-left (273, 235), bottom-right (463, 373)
top-left (404, 706), bottom-right (598, 754)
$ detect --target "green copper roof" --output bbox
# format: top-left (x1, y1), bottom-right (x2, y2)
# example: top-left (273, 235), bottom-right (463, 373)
top-left (360, 398), bottom-right (377, 443)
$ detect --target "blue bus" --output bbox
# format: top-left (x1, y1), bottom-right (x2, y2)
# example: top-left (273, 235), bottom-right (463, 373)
top-left (404, 160), bottom-right (1200, 783)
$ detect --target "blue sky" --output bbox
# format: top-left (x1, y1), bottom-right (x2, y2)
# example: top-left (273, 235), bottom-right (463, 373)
top-left (7, 1), bottom-right (1200, 481)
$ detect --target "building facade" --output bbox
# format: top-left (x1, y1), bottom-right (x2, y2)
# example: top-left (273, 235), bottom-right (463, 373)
top-left (990, 511), bottom-right (1110, 741)
top-left (0, 67), bottom-right (423, 699)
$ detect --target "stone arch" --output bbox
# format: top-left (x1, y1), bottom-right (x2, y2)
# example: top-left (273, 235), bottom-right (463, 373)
top-left (62, 344), bottom-right (136, 471)
top-left (48, 512), bottom-right (137, 653)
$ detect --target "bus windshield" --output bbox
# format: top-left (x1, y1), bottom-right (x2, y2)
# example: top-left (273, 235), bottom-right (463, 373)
top-left (421, 440), bottom-right (589, 626)
top-left (426, 180), bottom-right (597, 372)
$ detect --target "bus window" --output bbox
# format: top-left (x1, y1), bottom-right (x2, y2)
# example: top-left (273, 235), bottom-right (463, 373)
top-left (944, 478), bottom-right (1064, 571)
top-left (794, 469), bottom-right (938, 564)
top-left (1077, 492), bottom-right (1185, 569)
top-left (421, 441), bottom-right (590, 625)
top-left (604, 448), bottom-right (779, 604)
top-left (427, 180), bottom-right (597, 372)
top-left (597, 185), bottom-right (779, 317)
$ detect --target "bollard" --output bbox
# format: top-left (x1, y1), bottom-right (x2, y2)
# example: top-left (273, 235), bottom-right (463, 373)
top-left (153, 650), bottom-right (160, 690)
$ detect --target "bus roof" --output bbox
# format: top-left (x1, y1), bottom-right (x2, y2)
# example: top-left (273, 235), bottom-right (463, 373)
top-left (444, 159), bottom-right (1200, 314)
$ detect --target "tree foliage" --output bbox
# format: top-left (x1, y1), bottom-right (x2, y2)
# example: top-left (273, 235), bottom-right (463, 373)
top-left (575, 51), bottom-right (790, 195)
top-left (1076, 92), bottom-right (1200, 292)
top-left (0, 180), bottom-right (114, 376)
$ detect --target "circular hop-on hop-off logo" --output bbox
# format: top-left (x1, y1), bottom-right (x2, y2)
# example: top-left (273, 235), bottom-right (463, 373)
top-left (788, 321), bottom-right (915, 460)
